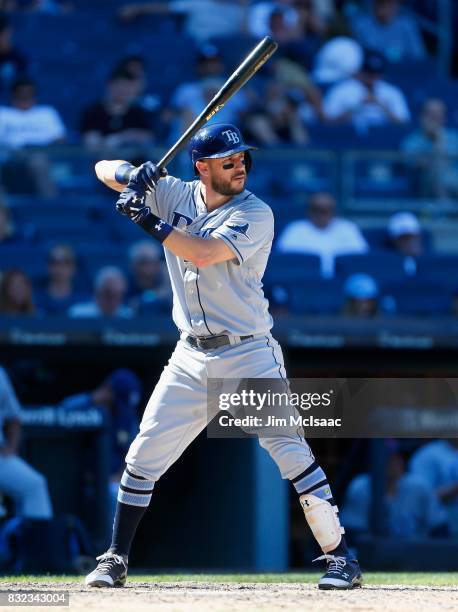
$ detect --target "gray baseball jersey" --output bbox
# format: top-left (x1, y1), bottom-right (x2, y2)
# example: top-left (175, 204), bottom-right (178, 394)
top-left (146, 176), bottom-right (274, 336)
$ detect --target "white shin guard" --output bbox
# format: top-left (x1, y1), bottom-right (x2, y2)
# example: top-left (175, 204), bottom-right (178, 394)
top-left (299, 493), bottom-right (344, 553)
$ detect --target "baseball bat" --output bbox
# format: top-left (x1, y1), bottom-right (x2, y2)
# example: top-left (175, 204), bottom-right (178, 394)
top-left (119, 36), bottom-right (278, 183)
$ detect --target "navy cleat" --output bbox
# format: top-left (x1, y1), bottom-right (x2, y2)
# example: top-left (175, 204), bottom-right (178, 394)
top-left (314, 554), bottom-right (363, 590)
top-left (85, 552), bottom-right (128, 588)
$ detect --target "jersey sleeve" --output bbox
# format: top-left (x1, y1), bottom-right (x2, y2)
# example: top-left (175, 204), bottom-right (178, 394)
top-left (212, 203), bottom-right (274, 264)
top-left (145, 175), bottom-right (191, 220)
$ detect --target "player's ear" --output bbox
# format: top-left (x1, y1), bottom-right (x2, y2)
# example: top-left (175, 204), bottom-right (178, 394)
top-left (196, 160), bottom-right (209, 177)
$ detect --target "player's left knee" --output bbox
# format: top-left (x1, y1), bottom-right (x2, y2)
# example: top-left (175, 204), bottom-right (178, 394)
top-left (258, 436), bottom-right (315, 480)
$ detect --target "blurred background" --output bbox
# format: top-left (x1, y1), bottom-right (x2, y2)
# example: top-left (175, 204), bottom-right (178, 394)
top-left (1, 0), bottom-right (458, 575)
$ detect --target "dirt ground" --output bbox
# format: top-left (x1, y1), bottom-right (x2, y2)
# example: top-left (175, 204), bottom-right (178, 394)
top-left (1, 580), bottom-right (458, 612)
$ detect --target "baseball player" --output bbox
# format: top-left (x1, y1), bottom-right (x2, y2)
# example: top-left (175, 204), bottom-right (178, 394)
top-left (85, 123), bottom-right (362, 590)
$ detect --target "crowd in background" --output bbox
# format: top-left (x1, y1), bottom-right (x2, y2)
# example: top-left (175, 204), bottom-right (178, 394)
top-left (0, 1), bottom-right (458, 319)
top-left (0, 0), bottom-right (457, 320)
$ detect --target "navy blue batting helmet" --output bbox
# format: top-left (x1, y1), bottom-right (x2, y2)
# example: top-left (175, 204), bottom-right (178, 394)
top-left (189, 123), bottom-right (256, 174)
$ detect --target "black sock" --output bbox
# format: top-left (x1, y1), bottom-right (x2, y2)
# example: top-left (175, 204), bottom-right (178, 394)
top-left (109, 467), bottom-right (155, 558)
top-left (109, 501), bottom-right (149, 558)
top-left (328, 535), bottom-right (349, 557)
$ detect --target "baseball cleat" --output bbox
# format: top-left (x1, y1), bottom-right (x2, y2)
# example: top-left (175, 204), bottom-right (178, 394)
top-left (84, 551), bottom-right (128, 588)
top-left (314, 554), bottom-right (362, 590)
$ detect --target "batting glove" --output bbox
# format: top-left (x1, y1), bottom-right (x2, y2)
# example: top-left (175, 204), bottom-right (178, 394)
top-left (128, 162), bottom-right (167, 193)
top-left (115, 185), bottom-right (149, 224)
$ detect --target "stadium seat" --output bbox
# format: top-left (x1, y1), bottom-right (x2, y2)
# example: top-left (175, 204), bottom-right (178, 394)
top-left (381, 279), bottom-right (454, 316)
top-left (283, 279), bottom-right (344, 315)
top-left (334, 253), bottom-right (410, 283)
top-left (77, 244), bottom-right (130, 282)
top-left (0, 245), bottom-right (48, 281)
top-left (353, 159), bottom-right (411, 198)
top-left (263, 253), bottom-right (321, 286)
top-left (415, 255), bottom-right (458, 287)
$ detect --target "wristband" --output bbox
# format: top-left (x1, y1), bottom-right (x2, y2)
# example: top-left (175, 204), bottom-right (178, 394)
top-left (115, 162), bottom-right (135, 185)
top-left (136, 210), bottom-right (173, 244)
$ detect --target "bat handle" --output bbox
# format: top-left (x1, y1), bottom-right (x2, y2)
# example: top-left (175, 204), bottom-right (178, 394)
top-left (113, 162), bottom-right (135, 185)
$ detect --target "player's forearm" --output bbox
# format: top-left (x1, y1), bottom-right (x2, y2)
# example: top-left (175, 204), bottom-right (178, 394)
top-left (163, 230), bottom-right (234, 268)
top-left (95, 160), bottom-right (135, 193)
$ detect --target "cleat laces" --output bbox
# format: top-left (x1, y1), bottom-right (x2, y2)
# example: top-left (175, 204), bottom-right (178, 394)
top-left (95, 552), bottom-right (125, 572)
top-left (313, 554), bottom-right (347, 573)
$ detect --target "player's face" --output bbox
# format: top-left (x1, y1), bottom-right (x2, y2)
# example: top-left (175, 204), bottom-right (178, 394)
top-left (206, 152), bottom-right (248, 196)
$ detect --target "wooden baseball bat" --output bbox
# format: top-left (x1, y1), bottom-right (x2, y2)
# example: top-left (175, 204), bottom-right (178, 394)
top-left (118, 36), bottom-right (278, 182)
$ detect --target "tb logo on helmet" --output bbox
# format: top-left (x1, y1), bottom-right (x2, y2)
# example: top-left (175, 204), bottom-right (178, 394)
top-left (222, 130), bottom-right (240, 145)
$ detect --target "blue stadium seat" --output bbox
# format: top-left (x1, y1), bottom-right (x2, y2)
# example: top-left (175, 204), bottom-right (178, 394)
top-left (416, 255), bottom-right (458, 287)
top-left (382, 280), bottom-right (454, 316)
top-left (0, 245), bottom-right (48, 280)
top-left (334, 253), bottom-right (410, 283)
top-left (308, 124), bottom-right (359, 150)
top-left (308, 124), bottom-right (412, 150)
top-left (288, 279), bottom-right (344, 315)
top-left (77, 244), bottom-right (130, 283)
top-left (264, 253), bottom-right (321, 286)
top-left (353, 159), bottom-right (411, 198)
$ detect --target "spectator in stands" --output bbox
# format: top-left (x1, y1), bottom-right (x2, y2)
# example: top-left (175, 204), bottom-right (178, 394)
top-left (402, 98), bottom-right (458, 201)
top-left (387, 212), bottom-right (424, 258)
top-left (276, 192), bottom-right (368, 277)
top-left (340, 440), bottom-right (448, 538)
top-left (313, 37), bottom-right (363, 85)
top-left (242, 79), bottom-right (310, 146)
top-left (114, 55), bottom-right (159, 114)
top-left (248, 0), bottom-right (299, 38)
top-left (350, 0), bottom-right (426, 63)
top-left (0, 268), bottom-right (36, 315)
top-left (342, 273), bottom-right (379, 317)
top-left (279, 0), bottom-right (333, 68)
top-left (113, 55), bottom-right (169, 141)
top-left (80, 69), bottom-right (154, 151)
top-left (409, 439), bottom-right (458, 534)
top-left (248, 0), bottom-right (334, 41)
top-left (0, 77), bottom-right (66, 148)
top-left (0, 365), bottom-right (53, 519)
top-left (58, 368), bottom-right (141, 521)
top-left (68, 266), bottom-right (133, 318)
top-left (0, 199), bottom-right (17, 245)
top-left (323, 50), bottom-right (411, 129)
top-left (0, 13), bottom-right (27, 94)
top-left (242, 55), bottom-right (323, 145)
top-left (170, 44), bottom-right (250, 137)
top-left (127, 241), bottom-right (171, 315)
top-left (118, 0), bottom-right (248, 43)
top-left (36, 244), bottom-right (88, 316)
top-left (0, 77), bottom-right (66, 198)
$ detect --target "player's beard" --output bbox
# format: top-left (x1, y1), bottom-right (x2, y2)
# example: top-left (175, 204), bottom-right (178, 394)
top-left (211, 172), bottom-right (246, 196)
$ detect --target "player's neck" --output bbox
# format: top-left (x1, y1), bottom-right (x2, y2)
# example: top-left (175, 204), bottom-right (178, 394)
top-left (199, 183), bottom-right (233, 212)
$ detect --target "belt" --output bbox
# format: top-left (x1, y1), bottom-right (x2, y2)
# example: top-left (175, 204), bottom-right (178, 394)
top-left (185, 334), bottom-right (253, 350)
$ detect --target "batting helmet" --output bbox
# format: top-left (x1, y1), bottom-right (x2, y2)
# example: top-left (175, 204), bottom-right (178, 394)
top-left (189, 123), bottom-right (256, 174)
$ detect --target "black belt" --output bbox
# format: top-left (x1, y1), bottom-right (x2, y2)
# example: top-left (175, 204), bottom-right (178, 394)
top-left (185, 334), bottom-right (253, 350)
